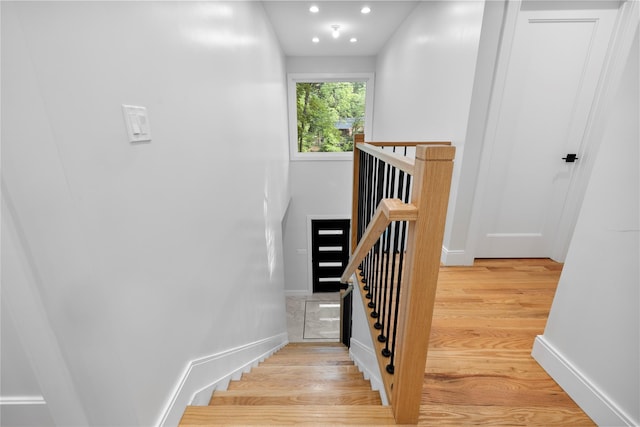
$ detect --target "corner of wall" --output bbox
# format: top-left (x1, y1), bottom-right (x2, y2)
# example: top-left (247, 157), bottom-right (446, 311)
top-left (440, 245), bottom-right (473, 266)
top-left (532, 336), bottom-right (637, 426)
top-left (157, 333), bottom-right (288, 427)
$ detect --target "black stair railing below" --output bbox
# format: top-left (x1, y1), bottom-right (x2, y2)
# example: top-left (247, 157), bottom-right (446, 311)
top-left (342, 134), bottom-right (456, 425)
top-left (357, 147), bottom-right (413, 374)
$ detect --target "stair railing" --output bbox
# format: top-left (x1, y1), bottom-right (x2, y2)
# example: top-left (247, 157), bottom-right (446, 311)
top-left (340, 134), bottom-right (455, 424)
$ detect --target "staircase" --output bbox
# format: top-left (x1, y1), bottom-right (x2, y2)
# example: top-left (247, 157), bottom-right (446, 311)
top-left (179, 343), bottom-right (395, 425)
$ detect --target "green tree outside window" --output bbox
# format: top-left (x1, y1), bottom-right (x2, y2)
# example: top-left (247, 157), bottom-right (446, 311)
top-left (296, 82), bottom-right (366, 153)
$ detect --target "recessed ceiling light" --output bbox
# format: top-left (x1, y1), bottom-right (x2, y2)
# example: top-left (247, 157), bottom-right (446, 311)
top-left (309, 5), bottom-right (319, 13)
top-left (312, 37), bottom-right (320, 43)
top-left (361, 6), bottom-right (371, 14)
top-left (331, 25), bottom-right (340, 39)
top-left (350, 37), bottom-right (358, 43)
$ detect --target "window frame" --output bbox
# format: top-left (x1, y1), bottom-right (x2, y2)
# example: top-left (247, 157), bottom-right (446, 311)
top-left (287, 73), bottom-right (375, 161)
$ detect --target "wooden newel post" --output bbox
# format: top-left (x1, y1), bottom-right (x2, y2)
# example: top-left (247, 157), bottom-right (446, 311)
top-left (390, 145), bottom-right (455, 424)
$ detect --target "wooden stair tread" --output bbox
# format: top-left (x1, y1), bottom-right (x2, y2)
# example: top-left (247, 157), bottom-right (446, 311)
top-left (179, 343), bottom-right (392, 425)
top-left (274, 347), bottom-right (350, 355)
top-left (227, 378), bottom-right (374, 391)
top-left (236, 378), bottom-right (368, 386)
top-left (180, 405), bottom-right (395, 425)
top-left (260, 358), bottom-right (354, 366)
top-left (267, 350), bottom-right (351, 358)
top-left (283, 342), bottom-right (346, 348)
top-left (241, 370), bottom-right (364, 381)
top-left (210, 389), bottom-right (382, 405)
top-left (249, 364), bottom-right (361, 374)
top-left (267, 353), bottom-right (352, 361)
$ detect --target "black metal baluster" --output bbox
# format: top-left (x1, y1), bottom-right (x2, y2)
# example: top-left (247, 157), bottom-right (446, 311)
top-left (357, 150), bottom-right (366, 242)
top-left (374, 160), bottom-right (390, 326)
top-left (382, 168), bottom-right (403, 358)
top-left (362, 153), bottom-right (374, 287)
top-left (368, 157), bottom-right (381, 310)
top-left (376, 162), bottom-right (392, 334)
top-left (371, 158), bottom-right (386, 318)
top-left (382, 219), bottom-right (401, 358)
top-left (365, 156), bottom-right (378, 296)
top-left (357, 150), bottom-right (367, 279)
top-left (386, 172), bottom-right (412, 374)
top-left (378, 164), bottom-right (397, 343)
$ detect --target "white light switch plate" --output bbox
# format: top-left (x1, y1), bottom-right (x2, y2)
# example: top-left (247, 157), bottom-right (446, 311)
top-left (122, 105), bottom-right (151, 143)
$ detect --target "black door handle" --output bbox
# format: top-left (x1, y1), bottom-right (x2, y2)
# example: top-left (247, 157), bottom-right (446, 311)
top-left (562, 153), bottom-right (579, 163)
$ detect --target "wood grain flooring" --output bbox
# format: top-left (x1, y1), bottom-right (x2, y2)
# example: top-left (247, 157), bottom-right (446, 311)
top-left (180, 259), bottom-right (595, 426)
top-left (179, 343), bottom-right (394, 425)
top-left (420, 259), bottom-right (595, 426)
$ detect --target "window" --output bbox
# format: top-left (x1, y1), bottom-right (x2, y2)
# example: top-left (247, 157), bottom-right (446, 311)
top-left (288, 73), bottom-right (374, 161)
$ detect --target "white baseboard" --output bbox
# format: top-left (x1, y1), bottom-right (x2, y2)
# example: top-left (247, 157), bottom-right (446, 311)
top-left (157, 333), bottom-right (288, 427)
top-left (532, 335), bottom-right (637, 426)
top-left (0, 396), bottom-right (46, 405)
top-left (349, 338), bottom-right (388, 406)
top-left (0, 396), bottom-right (52, 427)
top-left (440, 246), bottom-right (471, 266)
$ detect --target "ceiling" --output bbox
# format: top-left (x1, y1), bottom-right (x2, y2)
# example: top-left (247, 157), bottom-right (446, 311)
top-left (262, 1), bottom-right (420, 56)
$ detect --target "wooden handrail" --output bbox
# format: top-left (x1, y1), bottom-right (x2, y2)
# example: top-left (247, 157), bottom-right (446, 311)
top-left (367, 141), bottom-right (452, 147)
top-left (357, 143), bottom-right (415, 175)
top-left (340, 199), bottom-right (417, 284)
top-left (390, 143), bottom-right (454, 424)
top-left (346, 134), bottom-right (455, 425)
top-left (353, 134), bottom-right (452, 148)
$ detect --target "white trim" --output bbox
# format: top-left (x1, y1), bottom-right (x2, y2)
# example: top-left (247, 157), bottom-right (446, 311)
top-left (156, 333), bottom-right (288, 427)
top-left (287, 72), bottom-right (375, 161)
top-left (306, 214), bottom-right (350, 294)
top-left (550, 0), bottom-right (639, 261)
top-left (532, 336), bottom-right (637, 426)
top-left (467, 0), bottom-right (637, 263)
top-left (465, 0), bottom-right (522, 263)
top-left (347, 271), bottom-right (388, 406)
top-left (440, 246), bottom-right (469, 266)
top-left (0, 396), bottom-right (47, 405)
top-left (349, 338), bottom-right (388, 406)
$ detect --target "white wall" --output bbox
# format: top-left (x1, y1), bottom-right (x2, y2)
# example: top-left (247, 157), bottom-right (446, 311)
top-left (286, 56), bottom-right (376, 74)
top-left (1, 2), bottom-right (289, 426)
top-left (371, 0), bottom-right (484, 264)
top-left (440, 0), bottom-right (506, 264)
top-left (283, 56), bottom-right (375, 294)
top-left (533, 29), bottom-right (639, 426)
top-left (1, 297), bottom-right (56, 426)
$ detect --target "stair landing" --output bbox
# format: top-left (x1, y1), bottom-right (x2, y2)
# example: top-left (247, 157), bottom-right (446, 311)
top-left (179, 343), bottom-right (395, 425)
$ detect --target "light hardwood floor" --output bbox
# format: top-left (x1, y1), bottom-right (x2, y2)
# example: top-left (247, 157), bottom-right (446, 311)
top-left (420, 258), bottom-right (594, 426)
top-left (180, 259), bottom-right (594, 425)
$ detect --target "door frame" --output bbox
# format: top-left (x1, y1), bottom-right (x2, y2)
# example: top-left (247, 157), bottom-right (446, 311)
top-left (306, 214), bottom-right (350, 295)
top-left (466, 0), bottom-right (638, 263)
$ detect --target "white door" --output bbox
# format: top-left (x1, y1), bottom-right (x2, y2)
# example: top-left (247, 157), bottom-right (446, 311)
top-left (475, 1), bottom-right (620, 259)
